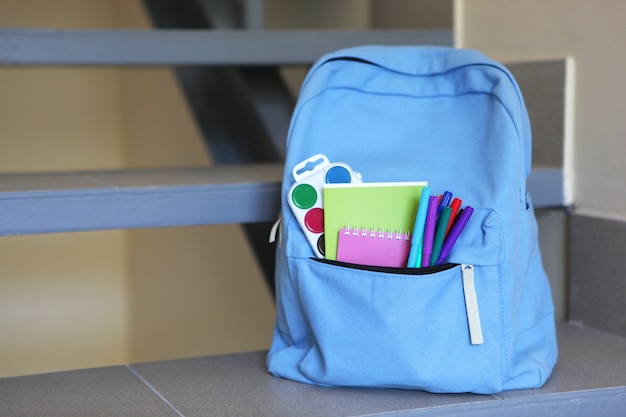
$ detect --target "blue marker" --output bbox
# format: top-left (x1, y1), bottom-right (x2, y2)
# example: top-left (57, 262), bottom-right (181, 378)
top-left (437, 191), bottom-right (453, 216)
top-left (407, 186), bottom-right (431, 268)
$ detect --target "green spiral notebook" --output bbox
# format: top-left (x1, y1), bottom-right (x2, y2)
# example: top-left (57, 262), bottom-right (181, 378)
top-left (323, 181), bottom-right (428, 261)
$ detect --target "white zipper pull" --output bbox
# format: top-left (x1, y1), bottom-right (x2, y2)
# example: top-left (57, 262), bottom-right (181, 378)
top-left (461, 264), bottom-right (483, 345)
top-left (269, 213), bottom-right (282, 245)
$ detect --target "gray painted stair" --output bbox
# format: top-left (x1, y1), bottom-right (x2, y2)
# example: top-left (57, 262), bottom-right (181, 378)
top-left (1, 322), bottom-right (624, 416)
top-left (0, 165), bottom-right (561, 235)
top-left (0, 28), bottom-right (452, 65)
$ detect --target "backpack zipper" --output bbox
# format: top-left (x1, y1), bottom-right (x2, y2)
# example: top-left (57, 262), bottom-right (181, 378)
top-left (461, 264), bottom-right (483, 345)
top-left (274, 215), bottom-right (483, 345)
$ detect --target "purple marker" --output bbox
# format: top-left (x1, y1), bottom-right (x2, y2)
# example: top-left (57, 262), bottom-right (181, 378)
top-left (436, 206), bottom-right (474, 266)
top-left (420, 195), bottom-right (439, 268)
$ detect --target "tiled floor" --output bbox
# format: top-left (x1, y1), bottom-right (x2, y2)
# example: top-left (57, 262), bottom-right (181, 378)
top-left (0, 366), bottom-right (178, 417)
top-left (2, 322), bottom-right (625, 417)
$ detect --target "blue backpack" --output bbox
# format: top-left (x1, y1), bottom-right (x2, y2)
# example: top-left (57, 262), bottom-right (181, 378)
top-left (267, 46), bottom-right (558, 394)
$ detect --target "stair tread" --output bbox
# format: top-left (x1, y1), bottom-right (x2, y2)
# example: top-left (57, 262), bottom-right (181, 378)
top-left (0, 164), bottom-right (284, 234)
top-left (0, 28), bottom-right (453, 66)
top-left (0, 165), bottom-right (562, 235)
top-left (1, 322), bottom-right (624, 416)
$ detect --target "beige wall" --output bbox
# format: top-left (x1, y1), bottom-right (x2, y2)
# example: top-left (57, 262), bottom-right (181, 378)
top-left (118, 1), bottom-right (275, 364)
top-left (0, 0), bottom-right (129, 377)
top-left (0, 0), bottom-right (275, 377)
top-left (0, 232), bottom-right (128, 377)
top-left (456, 0), bottom-right (626, 221)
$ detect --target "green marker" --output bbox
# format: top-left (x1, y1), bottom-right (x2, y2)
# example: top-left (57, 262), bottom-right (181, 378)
top-left (430, 206), bottom-right (452, 267)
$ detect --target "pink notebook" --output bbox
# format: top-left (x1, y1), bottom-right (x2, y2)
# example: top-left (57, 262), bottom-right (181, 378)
top-left (336, 227), bottom-right (411, 268)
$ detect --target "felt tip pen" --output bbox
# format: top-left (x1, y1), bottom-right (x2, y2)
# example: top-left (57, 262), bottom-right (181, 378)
top-left (437, 191), bottom-right (453, 216)
top-left (421, 195), bottom-right (439, 268)
top-left (430, 206), bottom-right (452, 267)
top-left (407, 186), bottom-right (431, 268)
top-left (436, 206), bottom-right (474, 266)
top-left (445, 197), bottom-right (463, 237)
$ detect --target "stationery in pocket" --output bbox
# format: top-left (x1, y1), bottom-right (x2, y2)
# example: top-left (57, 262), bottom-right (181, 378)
top-left (323, 181), bottom-right (427, 262)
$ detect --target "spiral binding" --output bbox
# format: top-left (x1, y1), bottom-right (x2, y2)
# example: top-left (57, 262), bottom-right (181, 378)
top-left (344, 226), bottom-right (411, 241)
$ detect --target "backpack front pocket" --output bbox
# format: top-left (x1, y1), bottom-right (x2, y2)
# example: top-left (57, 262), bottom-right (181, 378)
top-left (267, 206), bottom-right (504, 392)
top-left (292, 258), bottom-right (502, 393)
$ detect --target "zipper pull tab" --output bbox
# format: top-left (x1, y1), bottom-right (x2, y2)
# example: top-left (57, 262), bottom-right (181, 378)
top-left (461, 264), bottom-right (483, 345)
top-left (269, 213), bottom-right (282, 245)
